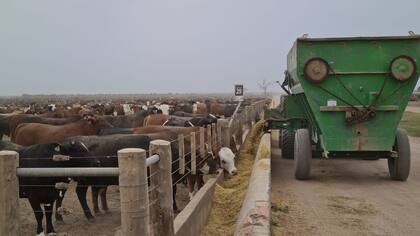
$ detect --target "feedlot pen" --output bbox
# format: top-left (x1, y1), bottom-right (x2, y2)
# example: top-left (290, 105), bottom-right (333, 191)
top-left (0, 101), bottom-right (266, 236)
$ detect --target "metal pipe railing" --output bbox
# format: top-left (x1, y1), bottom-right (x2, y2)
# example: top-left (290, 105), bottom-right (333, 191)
top-left (16, 154), bottom-right (160, 177)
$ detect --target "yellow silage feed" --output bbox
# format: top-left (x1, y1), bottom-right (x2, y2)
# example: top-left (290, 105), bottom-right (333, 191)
top-left (201, 120), bottom-right (264, 236)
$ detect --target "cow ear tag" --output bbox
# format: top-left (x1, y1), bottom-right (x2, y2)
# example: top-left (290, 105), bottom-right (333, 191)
top-left (55, 146), bottom-right (61, 152)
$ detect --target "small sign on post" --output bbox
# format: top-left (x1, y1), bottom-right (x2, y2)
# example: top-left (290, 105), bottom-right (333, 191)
top-left (234, 84), bottom-right (244, 102)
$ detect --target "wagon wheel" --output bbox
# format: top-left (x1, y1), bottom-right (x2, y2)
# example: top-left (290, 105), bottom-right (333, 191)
top-left (294, 129), bottom-right (312, 180)
top-left (281, 129), bottom-right (295, 159)
top-left (388, 128), bottom-right (410, 181)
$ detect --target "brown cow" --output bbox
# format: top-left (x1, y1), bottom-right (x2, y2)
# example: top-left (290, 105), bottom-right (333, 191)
top-left (14, 115), bottom-right (113, 146)
top-left (40, 107), bottom-right (82, 118)
top-left (143, 114), bottom-right (196, 127)
top-left (206, 102), bottom-right (237, 117)
top-left (143, 114), bottom-right (170, 126)
top-left (9, 114), bottom-right (82, 141)
top-left (194, 102), bottom-right (208, 114)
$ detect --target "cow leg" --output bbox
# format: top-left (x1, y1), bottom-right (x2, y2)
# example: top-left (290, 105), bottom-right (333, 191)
top-left (91, 186), bottom-right (101, 215)
top-left (187, 175), bottom-right (196, 200)
top-left (173, 184), bottom-right (179, 213)
top-left (75, 185), bottom-right (95, 221)
top-left (100, 187), bottom-right (109, 212)
top-left (197, 174), bottom-right (205, 190)
top-left (55, 190), bottom-right (65, 223)
top-left (28, 197), bottom-right (44, 235)
top-left (44, 202), bottom-right (56, 234)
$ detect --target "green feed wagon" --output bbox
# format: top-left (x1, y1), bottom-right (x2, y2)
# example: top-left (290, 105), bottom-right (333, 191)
top-left (266, 35), bottom-right (420, 180)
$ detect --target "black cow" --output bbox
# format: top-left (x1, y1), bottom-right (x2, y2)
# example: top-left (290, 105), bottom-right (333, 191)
top-left (189, 114), bottom-right (219, 126)
top-left (1, 140), bottom-right (90, 235)
top-left (0, 140), bottom-right (20, 150)
top-left (163, 118), bottom-right (195, 127)
top-left (171, 111), bottom-right (204, 117)
top-left (163, 114), bottom-right (219, 127)
top-left (97, 128), bottom-right (134, 135)
top-left (0, 115), bottom-right (10, 139)
top-left (61, 132), bottom-right (198, 221)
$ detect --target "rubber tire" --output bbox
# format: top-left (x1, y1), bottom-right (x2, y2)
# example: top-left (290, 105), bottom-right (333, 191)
top-left (388, 128), bottom-right (410, 181)
top-left (281, 129), bottom-right (295, 159)
top-left (294, 129), bottom-right (312, 180)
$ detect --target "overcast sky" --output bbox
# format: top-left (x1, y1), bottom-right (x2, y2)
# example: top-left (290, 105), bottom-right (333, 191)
top-left (1, 0), bottom-right (419, 96)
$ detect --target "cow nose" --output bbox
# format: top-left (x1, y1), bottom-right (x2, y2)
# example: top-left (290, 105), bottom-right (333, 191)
top-left (230, 169), bottom-right (238, 176)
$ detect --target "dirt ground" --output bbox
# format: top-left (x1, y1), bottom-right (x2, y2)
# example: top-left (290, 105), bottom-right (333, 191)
top-left (271, 136), bottom-right (420, 236)
top-left (406, 104), bottom-right (420, 113)
top-left (408, 101), bottom-right (420, 108)
top-left (0, 133), bottom-right (192, 235)
top-left (19, 182), bottom-right (191, 235)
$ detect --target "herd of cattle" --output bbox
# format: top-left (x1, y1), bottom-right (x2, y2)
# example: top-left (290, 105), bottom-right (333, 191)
top-left (0, 98), bottom-right (264, 236)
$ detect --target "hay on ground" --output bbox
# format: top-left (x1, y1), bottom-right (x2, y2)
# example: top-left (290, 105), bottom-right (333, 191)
top-left (201, 120), bottom-right (264, 236)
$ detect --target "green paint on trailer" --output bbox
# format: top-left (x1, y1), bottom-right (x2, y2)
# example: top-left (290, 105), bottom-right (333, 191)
top-left (271, 36), bottom-right (420, 154)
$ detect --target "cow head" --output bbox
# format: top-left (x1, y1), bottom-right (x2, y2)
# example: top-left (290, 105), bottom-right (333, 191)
top-left (200, 144), bottom-right (218, 175)
top-left (84, 114), bottom-right (114, 130)
top-left (58, 140), bottom-right (90, 156)
top-left (218, 147), bottom-right (237, 175)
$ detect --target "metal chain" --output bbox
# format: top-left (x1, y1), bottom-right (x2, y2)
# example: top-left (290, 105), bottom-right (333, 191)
top-left (329, 66), bottom-right (368, 109)
top-left (317, 85), bottom-right (361, 111)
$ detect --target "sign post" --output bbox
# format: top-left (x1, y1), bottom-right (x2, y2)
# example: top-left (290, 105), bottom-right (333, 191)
top-left (230, 84), bottom-right (244, 127)
top-left (234, 84), bottom-right (244, 102)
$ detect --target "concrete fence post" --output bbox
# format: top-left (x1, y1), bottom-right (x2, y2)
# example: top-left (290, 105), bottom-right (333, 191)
top-left (178, 134), bottom-right (185, 175)
top-left (232, 118), bottom-right (237, 144)
top-left (245, 106), bottom-right (252, 128)
top-left (243, 106), bottom-right (248, 123)
top-left (217, 119), bottom-right (230, 148)
top-left (0, 151), bottom-right (19, 236)
top-left (207, 125), bottom-right (212, 150)
top-left (117, 148), bottom-right (149, 236)
top-left (217, 121), bottom-right (222, 148)
top-left (211, 123), bottom-right (217, 152)
top-left (251, 105), bottom-right (257, 125)
top-left (190, 132), bottom-right (197, 175)
top-left (235, 115), bottom-right (243, 145)
top-left (200, 127), bottom-right (206, 161)
top-left (149, 140), bottom-right (175, 236)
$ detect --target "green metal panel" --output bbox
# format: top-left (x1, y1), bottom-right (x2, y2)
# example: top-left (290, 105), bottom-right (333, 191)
top-left (288, 36), bottom-right (420, 152)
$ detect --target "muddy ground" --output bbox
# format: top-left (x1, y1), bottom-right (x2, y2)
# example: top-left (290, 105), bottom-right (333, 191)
top-left (19, 182), bottom-right (191, 236)
top-left (271, 136), bottom-right (420, 236)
